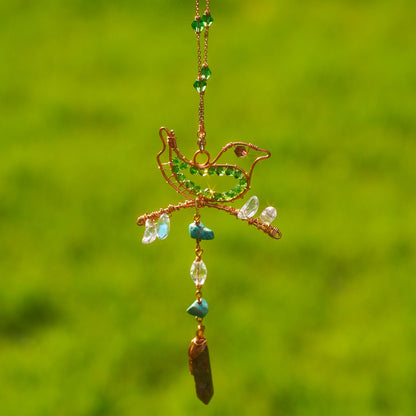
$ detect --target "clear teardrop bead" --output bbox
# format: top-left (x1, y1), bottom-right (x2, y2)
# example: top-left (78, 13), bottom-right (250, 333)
top-left (190, 260), bottom-right (207, 285)
top-left (237, 196), bottom-right (259, 219)
top-left (142, 219), bottom-right (157, 244)
top-left (157, 213), bottom-right (170, 240)
top-left (259, 206), bottom-right (277, 225)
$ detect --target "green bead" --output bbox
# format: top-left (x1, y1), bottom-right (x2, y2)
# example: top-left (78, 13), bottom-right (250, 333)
top-left (199, 169), bottom-right (206, 176)
top-left (201, 66), bottom-right (212, 80)
top-left (216, 167), bottom-right (225, 176)
top-left (172, 157), bottom-right (180, 165)
top-left (204, 188), bottom-right (213, 198)
top-left (202, 13), bottom-right (214, 27)
top-left (176, 173), bottom-right (186, 182)
top-left (194, 185), bottom-right (202, 194)
top-left (193, 79), bottom-right (207, 93)
top-left (207, 167), bottom-right (216, 175)
top-left (185, 181), bottom-right (195, 189)
top-left (191, 18), bottom-right (204, 32)
top-left (225, 167), bottom-right (234, 176)
top-left (233, 169), bottom-right (242, 179)
top-left (213, 192), bottom-right (222, 201)
top-left (172, 165), bottom-right (180, 174)
top-left (190, 166), bottom-right (199, 175)
top-left (235, 185), bottom-right (243, 194)
top-left (239, 177), bottom-right (248, 186)
top-left (180, 161), bottom-right (188, 170)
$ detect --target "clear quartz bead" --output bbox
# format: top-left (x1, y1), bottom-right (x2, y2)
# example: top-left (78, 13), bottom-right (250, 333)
top-left (237, 196), bottom-right (259, 219)
top-left (190, 260), bottom-right (207, 285)
top-left (142, 219), bottom-right (157, 244)
top-left (259, 206), bottom-right (277, 225)
top-left (156, 213), bottom-right (170, 240)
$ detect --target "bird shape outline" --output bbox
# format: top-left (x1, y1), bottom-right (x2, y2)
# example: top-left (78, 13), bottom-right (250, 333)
top-left (157, 127), bottom-right (271, 203)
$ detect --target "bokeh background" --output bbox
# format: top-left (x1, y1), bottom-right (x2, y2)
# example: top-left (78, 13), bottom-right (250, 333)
top-left (1, 0), bottom-right (415, 415)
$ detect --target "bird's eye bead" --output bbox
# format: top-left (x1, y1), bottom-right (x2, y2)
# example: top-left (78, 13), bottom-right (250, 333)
top-left (234, 145), bottom-right (248, 157)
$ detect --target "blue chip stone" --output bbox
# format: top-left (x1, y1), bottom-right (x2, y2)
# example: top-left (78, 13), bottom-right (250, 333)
top-left (189, 222), bottom-right (215, 240)
top-left (187, 298), bottom-right (209, 318)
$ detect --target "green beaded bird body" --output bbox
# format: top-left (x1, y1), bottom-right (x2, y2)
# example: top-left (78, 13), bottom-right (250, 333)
top-left (157, 127), bottom-right (271, 204)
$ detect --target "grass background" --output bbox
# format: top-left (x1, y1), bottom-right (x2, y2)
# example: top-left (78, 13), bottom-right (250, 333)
top-left (0, 0), bottom-right (415, 414)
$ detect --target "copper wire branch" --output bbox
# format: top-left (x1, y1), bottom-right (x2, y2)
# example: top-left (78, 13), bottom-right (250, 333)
top-left (137, 198), bottom-right (282, 240)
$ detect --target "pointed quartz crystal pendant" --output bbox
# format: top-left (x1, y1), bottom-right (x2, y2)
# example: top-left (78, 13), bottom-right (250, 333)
top-left (142, 219), bottom-right (157, 244)
top-left (189, 337), bottom-right (214, 404)
top-left (190, 260), bottom-right (207, 285)
top-left (237, 196), bottom-right (259, 220)
top-left (259, 206), bottom-right (277, 225)
top-left (156, 213), bottom-right (170, 239)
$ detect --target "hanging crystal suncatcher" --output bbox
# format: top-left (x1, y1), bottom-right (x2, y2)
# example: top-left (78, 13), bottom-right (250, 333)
top-left (137, 0), bottom-right (281, 404)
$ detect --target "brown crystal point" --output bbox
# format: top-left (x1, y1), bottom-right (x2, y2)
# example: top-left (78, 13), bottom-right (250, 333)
top-left (188, 337), bottom-right (214, 404)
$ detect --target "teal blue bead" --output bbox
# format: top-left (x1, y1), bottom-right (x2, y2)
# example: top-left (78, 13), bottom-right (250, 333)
top-left (187, 298), bottom-right (209, 318)
top-left (189, 222), bottom-right (215, 240)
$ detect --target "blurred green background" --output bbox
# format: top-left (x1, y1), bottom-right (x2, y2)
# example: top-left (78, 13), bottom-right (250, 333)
top-left (1, 0), bottom-right (415, 414)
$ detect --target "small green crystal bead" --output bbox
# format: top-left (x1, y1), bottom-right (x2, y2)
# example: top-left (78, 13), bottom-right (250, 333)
top-left (172, 157), bottom-right (180, 165)
top-left (201, 65), bottom-right (212, 80)
top-left (234, 169), bottom-right (242, 179)
top-left (216, 167), bottom-right (225, 176)
top-left (204, 188), bottom-right (213, 198)
top-left (190, 166), bottom-right (199, 175)
top-left (172, 165), bottom-right (180, 174)
top-left (185, 181), bottom-right (195, 189)
top-left (239, 177), bottom-right (248, 186)
top-left (193, 79), bottom-right (207, 93)
top-left (198, 169), bottom-right (206, 176)
top-left (207, 167), bottom-right (216, 175)
top-left (176, 173), bottom-right (186, 182)
top-left (192, 18), bottom-right (204, 32)
top-left (235, 185), bottom-right (243, 194)
top-left (202, 12), bottom-right (214, 27)
top-left (194, 185), bottom-right (202, 194)
top-left (213, 192), bottom-right (222, 201)
top-left (180, 161), bottom-right (188, 170)
top-left (225, 167), bottom-right (234, 176)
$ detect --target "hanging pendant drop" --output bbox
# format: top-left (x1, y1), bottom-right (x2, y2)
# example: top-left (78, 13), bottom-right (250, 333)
top-left (156, 213), bottom-right (170, 239)
top-left (238, 195), bottom-right (259, 219)
top-left (188, 337), bottom-right (214, 404)
top-left (142, 219), bottom-right (157, 244)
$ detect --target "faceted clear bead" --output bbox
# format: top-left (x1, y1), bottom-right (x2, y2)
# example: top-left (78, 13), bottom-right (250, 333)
top-left (191, 260), bottom-right (207, 285)
top-left (156, 213), bottom-right (170, 240)
top-left (259, 206), bottom-right (277, 225)
top-left (142, 219), bottom-right (157, 244)
top-left (238, 196), bottom-right (259, 219)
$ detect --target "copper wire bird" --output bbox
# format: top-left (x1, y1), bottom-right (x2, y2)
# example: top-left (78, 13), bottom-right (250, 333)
top-left (137, 128), bottom-right (281, 239)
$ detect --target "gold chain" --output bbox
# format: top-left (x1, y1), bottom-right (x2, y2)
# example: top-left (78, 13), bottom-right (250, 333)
top-left (195, 0), bottom-right (211, 151)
